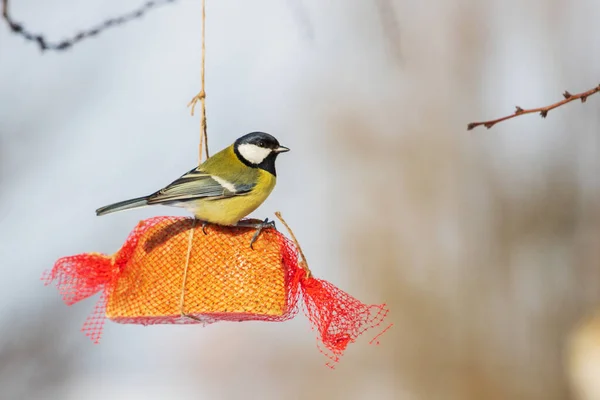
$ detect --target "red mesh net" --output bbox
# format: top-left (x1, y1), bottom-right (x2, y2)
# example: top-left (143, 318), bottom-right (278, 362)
top-left (42, 216), bottom-right (390, 365)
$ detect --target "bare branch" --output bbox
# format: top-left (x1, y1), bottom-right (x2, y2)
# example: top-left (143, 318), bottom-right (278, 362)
top-left (467, 84), bottom-right (600, 130)
top-left (1, 0), bottom-right (177, 52)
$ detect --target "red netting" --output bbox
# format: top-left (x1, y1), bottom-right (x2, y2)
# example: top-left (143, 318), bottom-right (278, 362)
top-left (301, 278), bottom-right (391, 366)
top-left (42, 216), bottom-right (390, 365)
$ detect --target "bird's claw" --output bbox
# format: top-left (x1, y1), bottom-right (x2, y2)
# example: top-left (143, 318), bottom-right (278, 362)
top-left (233, 218), bottom-right (277, 249)
top-left (248, 218), bottom-right (276, 249)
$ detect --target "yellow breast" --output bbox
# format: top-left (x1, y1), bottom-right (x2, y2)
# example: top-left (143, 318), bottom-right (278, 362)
top-left (188, 171), bottom-right (276, 226)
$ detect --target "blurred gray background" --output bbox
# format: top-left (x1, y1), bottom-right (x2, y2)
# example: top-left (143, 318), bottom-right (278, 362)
top-left (1, 0), bottom-right (600, 399)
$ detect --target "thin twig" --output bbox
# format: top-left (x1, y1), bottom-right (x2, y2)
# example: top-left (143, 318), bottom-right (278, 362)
top-left (1, 0), bottom-right (177, 52)
top-left (187, 0), bottom-right (209, 163)
top-left (467, 84), bottom-right (600, 130)
top-left (274, 212), bottom-right (312, 279)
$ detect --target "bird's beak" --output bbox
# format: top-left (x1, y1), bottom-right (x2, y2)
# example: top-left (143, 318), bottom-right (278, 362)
top-left (274, 146), bottom-right (290, 153)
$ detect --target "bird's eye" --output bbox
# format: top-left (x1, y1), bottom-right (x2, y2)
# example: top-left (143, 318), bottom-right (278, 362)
top-left (258, 140), bottom-right (266, 147)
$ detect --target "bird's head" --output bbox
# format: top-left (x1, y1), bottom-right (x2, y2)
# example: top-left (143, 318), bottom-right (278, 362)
top-left (233, 132), bottom-right (289, 175)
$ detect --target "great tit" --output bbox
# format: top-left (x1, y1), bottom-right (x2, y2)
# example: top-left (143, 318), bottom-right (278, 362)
top-left (96, 132), bottom-right (290, 239)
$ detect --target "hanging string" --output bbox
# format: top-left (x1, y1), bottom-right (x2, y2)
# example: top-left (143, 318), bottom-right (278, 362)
top-left (187, 0), bottom-right (209, 163)
top-left (179, 219), bottom-right (199, 321)
top-left (180, 1), bottom-right (207, 322)
top-left (274, 212), bottom-right (312, 279)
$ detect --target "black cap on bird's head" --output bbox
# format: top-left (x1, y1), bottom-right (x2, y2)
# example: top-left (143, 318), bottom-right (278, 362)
top-left (233, 131), bottom-right (289, 176)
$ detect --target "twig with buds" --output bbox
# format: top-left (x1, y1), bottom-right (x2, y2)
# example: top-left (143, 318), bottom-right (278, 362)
top-left (467, 84), bottom-right (600, 130)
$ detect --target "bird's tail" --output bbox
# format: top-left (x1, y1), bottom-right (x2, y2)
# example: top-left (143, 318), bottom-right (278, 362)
top-left (96, 196), bottom-right (149, 216)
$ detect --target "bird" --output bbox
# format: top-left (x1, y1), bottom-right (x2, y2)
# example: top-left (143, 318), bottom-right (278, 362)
top-left (96, 132), bottom-right (290, 245)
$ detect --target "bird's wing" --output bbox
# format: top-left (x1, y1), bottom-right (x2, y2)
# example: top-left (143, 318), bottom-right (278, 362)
top-left (146, 168), bottom-right (255, 204)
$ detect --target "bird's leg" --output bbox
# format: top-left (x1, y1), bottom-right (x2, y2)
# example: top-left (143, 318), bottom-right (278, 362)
top-left (236, 218), bottom-right (277, 249)
top-left (201, 221), bottom-right (209, 235)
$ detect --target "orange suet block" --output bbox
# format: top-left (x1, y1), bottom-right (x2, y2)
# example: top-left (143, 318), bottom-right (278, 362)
top-left (105, 218), bottom-right (287, 322)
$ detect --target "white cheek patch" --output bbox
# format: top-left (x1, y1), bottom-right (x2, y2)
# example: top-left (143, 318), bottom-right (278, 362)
top-left (238, 143), bottom-right (272, 165)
